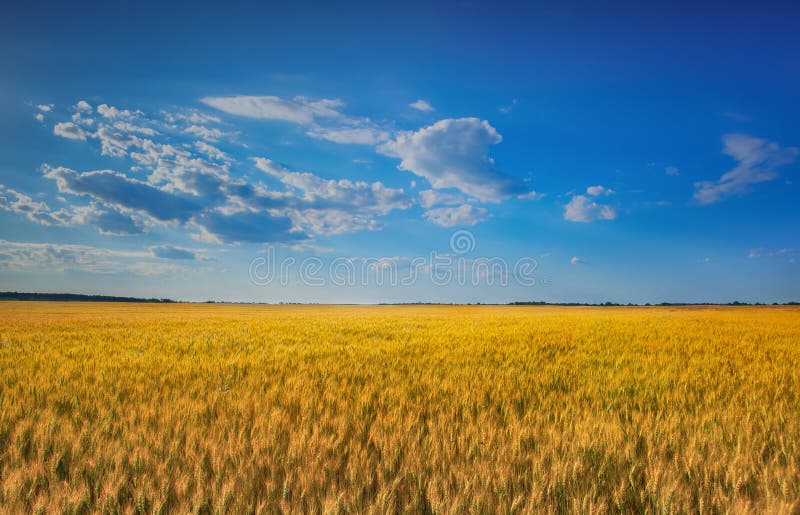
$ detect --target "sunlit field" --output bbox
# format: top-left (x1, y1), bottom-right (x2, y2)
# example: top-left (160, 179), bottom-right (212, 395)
top-left (0, 302), bottom-right (798, 513)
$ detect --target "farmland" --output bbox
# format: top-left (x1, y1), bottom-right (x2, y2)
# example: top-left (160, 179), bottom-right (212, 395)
top-left (0, 302), bottom-right (799, 513)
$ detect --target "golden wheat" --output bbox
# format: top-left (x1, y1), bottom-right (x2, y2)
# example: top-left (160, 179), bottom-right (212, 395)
top-left (0, 302), bottom-right (798, 513)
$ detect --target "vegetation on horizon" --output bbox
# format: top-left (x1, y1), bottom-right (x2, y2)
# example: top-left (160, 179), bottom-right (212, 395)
top-left (0, 302), bottom-right (798, 513)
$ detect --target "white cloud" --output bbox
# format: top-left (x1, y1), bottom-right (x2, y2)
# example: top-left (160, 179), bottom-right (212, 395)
top-left (97, 104), bottom-right (140, 119)
top-left (34, 113), bottom-right (44, 122)
top-left (32, 98), bottom-right (555, 244)
top-left (586, 185), bottom-right (615, 196)
top-left (0, 186), bottom-right (76, 226)
top-left (694, 134), bottom-right (798, 205)
top-left (203, 94), bottom-right (387, 146)
top-left (53, 122), bottom-right (87, 140)
top-left (94, 126), bottom-right (143, 156)
top-left (194, 141), bottom-right (230, 162)
top-left (665, 166), bottom-right (679, 176)
top-left (161, 109), bottom-right (221, 126)
top-left (378, 118), bottom-right (528, 202)
top-left (75, 100), bottom-right (92, 112)
top-left (201, 95), bottom-right (344, 124)
top-left (72, 112), bottom-right (94, 126)
top-left (291, 209), bottom-right (380, 234)
top-left (0, 240), bottom-right (204, 275)
top-left (517, 190), bottom-right (545, 200)
top-left (564, 195), bottom-right (617, 222)
top-left (113, 121), bottom-right (157, 136)
top-left (184, 124), bottom-right (227, 142)
top-left (253, 158), bottom-right (410, 216)
top-left (570, 256), bottom-right (585, 265)
top-left (410, 99), bottom-right (434, 112)
top-left (0, 184), bottom-right (144, 235)
top-left (423, 204), bottom-right (489, 227)
top-left (418, 189), bottom-right (467, 208)
top-left (36, 104), bottom-right (53, 112)
top-left (307, 126), bottom-right (389, 145)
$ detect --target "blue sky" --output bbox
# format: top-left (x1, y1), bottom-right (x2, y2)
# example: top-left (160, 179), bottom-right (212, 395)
top-left (1, 0), bottom-right (798, 303)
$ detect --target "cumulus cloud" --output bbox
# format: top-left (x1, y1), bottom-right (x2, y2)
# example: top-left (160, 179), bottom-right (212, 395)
top-left (75, 100), bottom-right (92, 112)
top-left (40, 100), bottom-right (411, 241)
top-left (162, 109), bottom-right (221, 126)
top-left (564, 195), bottom-right (617, 222)
top-left (423, 204), bottom-right (489, 227)
top-left (93, 126), bottom-right (144, 156)
top-left (201, 95), bottom-right (344, 124)
top-left (39, 102), bottom-right (409, 242)
top-left (113, 121), bottom-right (157, 136)
top-left (409, 100), bottom-right (434, 112)
top-left (37, 104), bottom-right (53, 112)
top-left (97, 104), bottom-right (140, 119)
top-left (694, 134), bottom-right (798, 205)
top-left (586, 185), bottom-right (615, 196)
top-left (378, 118), bottom-right (528, 202)
top-left (54, 122), bottom-right (87, 140)
top-left (194, 141), bottom-right (230, 162)
top-left (30, 99), bottom-right (551, 245)
top-left (253, 158), bottom-right (410, 216)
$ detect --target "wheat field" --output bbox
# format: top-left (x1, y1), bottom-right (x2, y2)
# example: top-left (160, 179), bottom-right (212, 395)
top-left (0, 302), bottom-right (798, 513)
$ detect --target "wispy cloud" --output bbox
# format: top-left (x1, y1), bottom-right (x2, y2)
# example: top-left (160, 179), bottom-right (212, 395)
top-left (202, 94), bottom-right (388, 146)
top-left (694, 134), bottom-right (798, 205)
top-left (499, 99), bottom-right (519, 114)
top-left (721, 110), bottom-right (751, 122)
top-left (201, 95), bottom-right (344, 124)
top-left (0, 240), bottom-right (196, 275)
